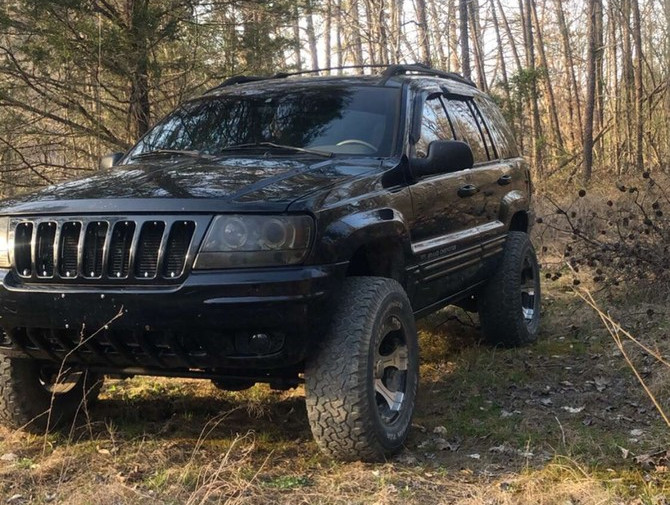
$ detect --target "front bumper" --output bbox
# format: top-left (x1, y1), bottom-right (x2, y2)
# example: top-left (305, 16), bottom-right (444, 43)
top-left (0, 263), bottom-right (348, 373)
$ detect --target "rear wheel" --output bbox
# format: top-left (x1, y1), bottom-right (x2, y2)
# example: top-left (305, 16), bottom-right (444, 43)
top-left (478, 231), bottom-right (541, 346)
top-left (0, 356), bottom-right (103, 431)
top-left (305, 277), bottom-right (418, 461)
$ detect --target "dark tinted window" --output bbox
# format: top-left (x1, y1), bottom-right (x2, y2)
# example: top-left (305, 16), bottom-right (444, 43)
top-left (443, 98), bottom-right (490, 163)
top-left (128, 86), bottom-right (400, 157)
top-left (415, 96), bottom-right (454, 158)
top-left (475, 97), bottom-right (519, 159)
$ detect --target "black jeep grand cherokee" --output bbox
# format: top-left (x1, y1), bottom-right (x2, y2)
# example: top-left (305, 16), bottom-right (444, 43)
top-left (0, 64), bottom-right (539, 461)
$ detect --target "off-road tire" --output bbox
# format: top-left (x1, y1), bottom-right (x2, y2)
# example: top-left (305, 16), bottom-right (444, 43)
top-left (478, 231), bottom-right (541, 346)
top-left (305, 277), bottom-right (418, 461)
top-left (0, 356), bottom-right (103, 432)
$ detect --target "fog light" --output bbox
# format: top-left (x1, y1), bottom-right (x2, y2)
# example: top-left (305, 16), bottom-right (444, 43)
top-left (234, 332), bottom-right (284, 355)
top-left (250, 333), bottom-right (271, 354)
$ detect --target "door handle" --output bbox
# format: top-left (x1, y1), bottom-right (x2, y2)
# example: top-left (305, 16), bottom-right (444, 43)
top-left (458, 184), bottom-right (479, 197)
top-left (498, 174), bottom-right (512, 185)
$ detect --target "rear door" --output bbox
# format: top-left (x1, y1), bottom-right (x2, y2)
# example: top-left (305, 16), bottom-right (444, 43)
top-left (442, 95), bottom-right (506, 253)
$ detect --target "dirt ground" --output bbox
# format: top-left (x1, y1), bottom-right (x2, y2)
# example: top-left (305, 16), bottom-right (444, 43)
top-left (0, 279), bottom-right (669, 504)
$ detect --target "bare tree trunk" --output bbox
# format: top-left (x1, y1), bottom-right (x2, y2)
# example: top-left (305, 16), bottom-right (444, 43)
top-left (448, 0), bottom-right (460, 71)
top-left (631, 0), bottom-right (644, 170)
top-left (350, 0), bottom-right (364, 68)
top-left (127, 0), bottom-right (151, 138)
top-left (489, 0), bottom-right (509, 93)
top-left (468, 0), bottom-right (487, 90)
top-left (428, 0), bottom-right (447, 69)
top-left (306, 1), bottom-right (319, 70)
top-left (459, 0), bottom-right (471, 78)
top-left (325, 0), bottom-right (332, 70)
top-left (583, 0), bottom-right (598, 183)
top-left (377, 0), bottom-right (389, 64)
top-left (531, 0), bottom-right (563, 151)
top-left (336, 0), bottom-right (344, 69)
top-left (292, 3), bottom-right (302, 71)
top-left (554, 0), bottom-right (582, 150)
top-left (522, 0), bottom-right (544, 176)
top-left (496, 0), bottom-right (522, 74)
top-left (607, 0), bottom-right (622, 173)
top-left (390, 0), bottom-right (403, 62)
top-left (622, 0), bottom-right (635, 170)
top-left (415, 0), bottom-right (432, 65)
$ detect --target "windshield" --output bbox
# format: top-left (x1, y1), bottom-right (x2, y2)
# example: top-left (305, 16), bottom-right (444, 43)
top-left (127, 86), bottom-right (400, 159)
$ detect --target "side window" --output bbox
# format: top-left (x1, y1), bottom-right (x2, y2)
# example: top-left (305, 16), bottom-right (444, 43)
top-left (443, 98), bottom-right (491, 164)
top-left (415, 96), bottom-right (454, 158)
top-left (475, 97), bottom-right (520, 159)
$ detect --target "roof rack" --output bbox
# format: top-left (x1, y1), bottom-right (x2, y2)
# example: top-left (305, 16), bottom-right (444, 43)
top-left (207, 63), bottom-right (476, 92)
top-left (380, 63), bottom-right (476, 87)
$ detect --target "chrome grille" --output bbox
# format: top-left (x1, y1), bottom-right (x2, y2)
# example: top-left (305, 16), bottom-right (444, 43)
top-left (12, 217), bottom-right (199, 284)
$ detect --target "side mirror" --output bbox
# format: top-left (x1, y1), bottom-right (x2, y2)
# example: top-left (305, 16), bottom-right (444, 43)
top-left (99, 152), bottom-right (124, 170)
top-left (411, 140), bottom-right (474, 178)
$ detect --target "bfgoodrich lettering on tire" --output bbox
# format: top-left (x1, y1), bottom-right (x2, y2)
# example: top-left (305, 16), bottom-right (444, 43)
top-left (479, 231), bottom-right (541, 346)
top-left (305, 277), bottom-right (418, 461)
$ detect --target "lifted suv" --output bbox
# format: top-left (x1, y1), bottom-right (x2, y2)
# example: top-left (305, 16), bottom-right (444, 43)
top-left (0, 64), bottom-right (539, 461)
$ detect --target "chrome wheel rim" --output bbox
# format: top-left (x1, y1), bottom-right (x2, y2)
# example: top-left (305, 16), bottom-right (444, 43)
top-left (373, 315), bottom-right (409, 425)
top-left (520, 254), bottom-right (538, 325)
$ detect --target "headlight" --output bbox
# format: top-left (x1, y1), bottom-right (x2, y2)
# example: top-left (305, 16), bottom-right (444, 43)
top-left (194, 215), bottom-right (313, 269)
top-left (0, 217), bottom-right (9, 268)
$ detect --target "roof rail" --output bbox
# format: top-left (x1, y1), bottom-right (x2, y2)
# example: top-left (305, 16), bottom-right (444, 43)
top-left (273, 64), bottom-right (390, 78)
top-left (380, 63), bottom-right (477, 87)
top-left (206, 63), bottom-right (476, 92)
top-left (205, 75), bottom-right (272, 93)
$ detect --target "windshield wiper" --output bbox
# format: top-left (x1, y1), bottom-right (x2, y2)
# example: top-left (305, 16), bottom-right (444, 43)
top-left (131, 149), bottom-right (215, 160)
top-left (219, 142), bottom-right (333, 158)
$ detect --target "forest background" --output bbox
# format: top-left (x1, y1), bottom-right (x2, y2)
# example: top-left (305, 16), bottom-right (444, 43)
top-left (0, 0), bottom-right (667, 194)
top-left (1, 1), bottom-right (670, 504)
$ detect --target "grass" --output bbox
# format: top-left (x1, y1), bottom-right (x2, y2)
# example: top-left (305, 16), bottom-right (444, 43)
top-left (0, 280), bottom-right (669, 504)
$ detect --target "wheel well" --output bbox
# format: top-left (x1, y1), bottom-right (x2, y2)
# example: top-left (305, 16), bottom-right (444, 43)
top-left (346, 239), bottom-right (405, 286)
top-left (509, 211), bottom-right (529, 233)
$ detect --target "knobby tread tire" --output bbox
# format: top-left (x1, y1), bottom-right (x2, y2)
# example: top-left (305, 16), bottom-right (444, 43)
top-left (305, 277), bottom-right (418, 462)
top-left (479, 231), bottom-right (541, 347)
top-left (0, 355), bottom-right (103, 432)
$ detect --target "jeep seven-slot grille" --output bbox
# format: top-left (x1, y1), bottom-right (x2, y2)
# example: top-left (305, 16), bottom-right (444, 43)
top-left (13, 217), bottom-right (197, 283)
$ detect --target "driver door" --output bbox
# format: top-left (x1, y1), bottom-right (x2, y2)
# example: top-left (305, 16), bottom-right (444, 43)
top-left (408, 94), bottom-right (482, 310)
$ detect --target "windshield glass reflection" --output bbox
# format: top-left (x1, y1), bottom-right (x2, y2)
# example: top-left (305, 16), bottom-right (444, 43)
top-left (127, 86), bottom-right (400, 160)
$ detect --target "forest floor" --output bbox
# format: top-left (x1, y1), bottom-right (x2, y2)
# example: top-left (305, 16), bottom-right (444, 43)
top-left (0, 277), bottom-right (669, 504)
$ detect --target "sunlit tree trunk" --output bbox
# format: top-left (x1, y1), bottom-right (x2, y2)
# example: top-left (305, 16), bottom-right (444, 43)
top-left (459, 0), bottom-right (470, 78)
top-left (583, 0), bottom-right (598, 183)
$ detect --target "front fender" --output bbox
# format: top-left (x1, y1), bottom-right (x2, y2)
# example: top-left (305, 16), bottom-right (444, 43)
top-left (312, 209), bottom-right (412, 264)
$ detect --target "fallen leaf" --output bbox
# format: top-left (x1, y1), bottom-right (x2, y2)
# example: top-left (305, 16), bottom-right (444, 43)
top-left (435, 438), bottom-right (460, 452)
top-left (96, 445), bottom-right (111, 456)
top-left (468, 453), bottom-right (481, 459)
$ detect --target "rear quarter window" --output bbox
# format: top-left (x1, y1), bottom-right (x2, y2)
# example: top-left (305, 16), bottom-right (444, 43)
top-left (475, 97), bottom-right (520, 159)
top-left (443, 98), bottom-right (491, 164)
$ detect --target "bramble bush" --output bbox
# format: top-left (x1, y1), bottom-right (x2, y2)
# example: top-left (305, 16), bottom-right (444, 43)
top-left (535, 172), bottom-right (670, 293)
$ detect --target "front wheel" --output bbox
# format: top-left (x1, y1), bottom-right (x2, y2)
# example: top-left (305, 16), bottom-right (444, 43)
top-left (305, 277), bottom-right (418, 461)
top-left (478, 231), bottom-right (541, 346)
top-left (0, 356), bottom-right (103, 432)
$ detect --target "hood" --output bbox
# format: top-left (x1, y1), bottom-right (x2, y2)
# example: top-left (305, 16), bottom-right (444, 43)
top-left (0, 156), bottom-right (382, 215)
